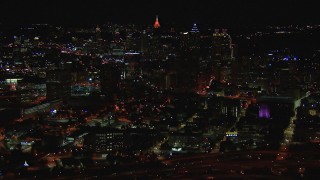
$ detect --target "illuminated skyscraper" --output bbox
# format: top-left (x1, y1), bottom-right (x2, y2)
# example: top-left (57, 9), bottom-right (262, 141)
top-left (179, 23), bottom-right (201, 51)
top-left (212, 29), bottom-right (233, 64)
top-left (154, 15), bottom-right (160, 29)
top-left (189, 23), bottom-right (200, 49)
top-left (211, 29), bottom-right (235, 83)
top-left (180, 32), bottom-right (189, 51)
top-left (190, 23), bottom-right (200, 33)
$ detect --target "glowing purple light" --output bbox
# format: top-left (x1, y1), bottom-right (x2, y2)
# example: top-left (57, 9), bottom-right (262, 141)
top-left (259, 104), bottom-right (270, 118)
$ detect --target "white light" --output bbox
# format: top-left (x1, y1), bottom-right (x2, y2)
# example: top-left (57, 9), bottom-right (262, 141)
top-left (24, 161), bottom-right (29, 167)
top-left (172, 147), bottom-right (182, 151)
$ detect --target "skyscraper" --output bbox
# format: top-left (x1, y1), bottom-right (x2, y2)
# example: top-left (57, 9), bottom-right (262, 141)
top-left (211, 29), bottom-right (235, 83)
top-left (212, 29), bottom-right (233, 64)
top-left (179, 23), bottom-right (200, 51)
top-left (189, 23), bottom-right (200, 49)
top-left (180, 32), bottom-right (189, 51)
top-left (95, 25), bottom-right (102, 41)
top-left (154, 15), bottom-right (161, 29)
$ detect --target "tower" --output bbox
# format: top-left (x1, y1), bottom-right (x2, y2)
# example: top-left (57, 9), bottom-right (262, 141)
top-left (154, 15), bottom-right (160, 29)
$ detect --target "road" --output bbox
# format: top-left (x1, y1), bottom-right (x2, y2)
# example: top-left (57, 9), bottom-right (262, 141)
top-left (101, 149), bottom-right (320, 179)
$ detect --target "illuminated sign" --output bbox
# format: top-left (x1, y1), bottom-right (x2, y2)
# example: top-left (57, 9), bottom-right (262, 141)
top-left (5, 78), bottom-right (23, 84)
top-left (172, 147), bottom-right (182, 152)
top-left (226, 131), bottom-right (238, 137)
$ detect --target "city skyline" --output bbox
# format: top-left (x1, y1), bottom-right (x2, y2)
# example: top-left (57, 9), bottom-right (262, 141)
top-left (1, 0), bottom-right (320, 179)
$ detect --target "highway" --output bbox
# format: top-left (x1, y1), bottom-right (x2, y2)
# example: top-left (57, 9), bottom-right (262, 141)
top-left (98, 149), bottom-right (320, 179)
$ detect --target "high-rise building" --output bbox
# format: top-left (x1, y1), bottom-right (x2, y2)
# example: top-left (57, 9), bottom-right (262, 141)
top-left (95, 25), bottom-right (102, 41)
top-left (124, 52), bottom-right (142, 78)
top-left (211, 29), bottom-right (235, 83)
top-left (84, 127), bottom-right (124, 153)
top-left (175, 24), bottom-right (203, 93)
top-left (212, 29), bottom-right (233, 64)
top-left (154, 15), bottom-right (161, 29)
top-left (141, 30), bottom-right (161, 60)
top-left (179, 23), bottom-right (201, 51)
top-left (180, 32), bottom-right (189, 51)
top-left (140, 30), bottom-right (149, 53)
top-left (46, 70), bottom-right (73, 100)
top-left (125, 32), bottom-right (141, 52)
top-left (189, 23), bottom-right (200, 49)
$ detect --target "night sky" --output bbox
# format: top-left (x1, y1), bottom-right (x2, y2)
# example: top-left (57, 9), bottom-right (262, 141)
top-left (0, 0), bottom-right (319, 26)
